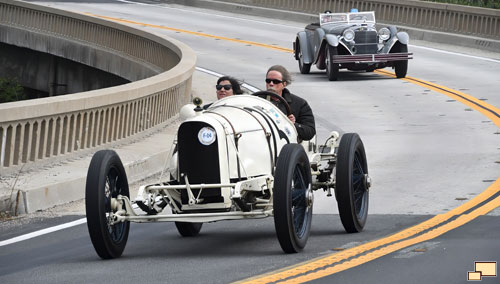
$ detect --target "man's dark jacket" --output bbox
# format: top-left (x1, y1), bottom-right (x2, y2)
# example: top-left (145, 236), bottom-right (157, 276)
top-left (275, 88), bottom-right (316, 141)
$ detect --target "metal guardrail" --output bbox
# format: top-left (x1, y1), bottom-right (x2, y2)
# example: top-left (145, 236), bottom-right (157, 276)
top-left (0, 0), bottom-right (196, 175)
top-left (216, 0), bottom-right (500, 40)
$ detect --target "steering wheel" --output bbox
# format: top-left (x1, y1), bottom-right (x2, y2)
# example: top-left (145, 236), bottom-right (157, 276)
top-left (252, 91), bottom-right (292, 116)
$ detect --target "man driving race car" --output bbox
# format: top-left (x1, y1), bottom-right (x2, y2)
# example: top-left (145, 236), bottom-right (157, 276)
top-left (265, 65), bottom-right (316, 141)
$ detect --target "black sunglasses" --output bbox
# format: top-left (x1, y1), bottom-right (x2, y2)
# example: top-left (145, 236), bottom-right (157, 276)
top-left (265, 78), bottom-right (283, 84)
top-left (216, 84), bottom-right (232, 91)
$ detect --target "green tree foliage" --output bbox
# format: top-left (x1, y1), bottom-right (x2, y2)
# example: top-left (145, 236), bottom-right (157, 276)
top-left (423, 0), bottom-right (500, 9)
top-left (0, 77), bottom-right (26, 103)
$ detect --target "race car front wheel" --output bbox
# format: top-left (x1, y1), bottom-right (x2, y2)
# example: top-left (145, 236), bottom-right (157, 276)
top-left (336, 133), bottom-right (369, 233)
top-left (86, 150), bottom-right (130, 259)
top-left (274, 144), bottom-right (313, 253)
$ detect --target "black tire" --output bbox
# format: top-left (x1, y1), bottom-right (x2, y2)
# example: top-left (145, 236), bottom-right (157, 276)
top-left (274, 144), bottom-right (313, 253)
top-left (297, 42), bottom-right (311, 74)
top-left (175, 222), bottom-right (203, 237)
top-left (86, 150), bottom-right (130, 259)
top-left (336, 133), bottom-right (369, 233)
top-left (394, 44), bottom-right (408, 78)
top-left (325, 45), bottom-right (339, 81)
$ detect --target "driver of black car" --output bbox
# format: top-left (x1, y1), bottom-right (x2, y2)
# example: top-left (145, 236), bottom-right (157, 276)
top-left (265, 65), bottom-right (316, 141)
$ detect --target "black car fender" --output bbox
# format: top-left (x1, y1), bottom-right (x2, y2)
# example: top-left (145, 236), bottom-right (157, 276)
top-left (325, 34), bottom-right (339, 47)
top-left (396, 31), bottom-right (409, 45)
top-left (312, 28), bottom-right (325, 59)
top-left (295, 31), bottom-right (314, 64)
top-left (383, 31), bottom-right (409, 53)
top-left (313, 34), bottom-right (340, 66)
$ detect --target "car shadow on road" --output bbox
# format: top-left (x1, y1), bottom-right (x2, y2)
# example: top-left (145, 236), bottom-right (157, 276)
top-left (124, 220), bottom-right (285, 257)
top-left (118, 215), bottom-right (366, 259)
top-left (293, 70), bottom-right (396, 82)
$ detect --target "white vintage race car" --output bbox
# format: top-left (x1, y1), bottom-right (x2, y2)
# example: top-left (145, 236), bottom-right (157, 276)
top-left (85, 91), bottom-right (371, 259)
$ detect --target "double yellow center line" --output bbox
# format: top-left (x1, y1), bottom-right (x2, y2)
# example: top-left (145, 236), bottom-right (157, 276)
top-left (238, 181), bottom-right (500, 283)
top-left (85, 13), bottom-right (294, 53)
top-left (87, 12), bottom-right (500, 283)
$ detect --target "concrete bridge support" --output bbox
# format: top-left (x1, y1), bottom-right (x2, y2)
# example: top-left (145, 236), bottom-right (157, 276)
top-left (0, 42), bottom-right (129, 97)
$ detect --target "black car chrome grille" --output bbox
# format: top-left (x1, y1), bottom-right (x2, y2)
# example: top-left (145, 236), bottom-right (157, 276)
top-left (354, 30), bottom-right (378, 54)
top-left (178, 121), bottom-right (223, 204)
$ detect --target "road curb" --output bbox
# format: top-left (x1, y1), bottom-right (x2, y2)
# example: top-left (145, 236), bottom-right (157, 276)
top-left (0, 124), bottom-right (177, 215)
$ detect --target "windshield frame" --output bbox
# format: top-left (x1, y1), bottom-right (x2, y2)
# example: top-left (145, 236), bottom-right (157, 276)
top-left (319, 11), bottom-right (376, 26)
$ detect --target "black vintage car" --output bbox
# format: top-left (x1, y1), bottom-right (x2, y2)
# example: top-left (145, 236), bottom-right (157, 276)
top-left (294, 11), bottom-right (413, 81)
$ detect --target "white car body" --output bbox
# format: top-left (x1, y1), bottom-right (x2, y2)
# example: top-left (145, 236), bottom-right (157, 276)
top-left (85, 93), bottom-right (371, 257)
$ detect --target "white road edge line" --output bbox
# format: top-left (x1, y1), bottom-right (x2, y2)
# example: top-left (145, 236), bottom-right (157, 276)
top-left (196, 66), bottom-right (261, 92)
top-left (116, 0), bottom-right (500, 64)
top-left (0, 218), bottom-right (87, 247)
top-left (1, 203), bottom-right (137, 247)
top-left (115, 0), bottom-right (303, 29)
top-left (0, 66), bottom-right (259, 248)
top-left (409, 44), bottom-right (500, 63)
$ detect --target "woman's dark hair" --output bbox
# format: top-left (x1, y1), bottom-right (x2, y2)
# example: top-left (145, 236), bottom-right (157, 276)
top-left (217, 76), bottom-right (243, 94)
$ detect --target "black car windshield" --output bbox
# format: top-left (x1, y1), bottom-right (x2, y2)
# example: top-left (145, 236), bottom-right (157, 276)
top-left (319, 11), bottom-right (375, 26)
top-left (348, 12), bottom-right (375, 23)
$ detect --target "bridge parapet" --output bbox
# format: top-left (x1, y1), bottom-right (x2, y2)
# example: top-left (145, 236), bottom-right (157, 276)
top-left (0, 0), bottom-right (196, 176)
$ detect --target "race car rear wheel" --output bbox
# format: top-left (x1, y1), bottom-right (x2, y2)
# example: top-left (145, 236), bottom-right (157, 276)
top-left (86, 150), bottom-right (130, 259)
top-left (175, 222), bottom-right (203, 237)
top-left (297, 42), bottom-right (311, 74)
top-left (274, 144), bottom-right (313, 253)
top-left (326, 45), bottom-right (339, 81)
top-left (336, 133), bottom-right (369, 233)
top-left (394, 44), bottom-right (408, 78)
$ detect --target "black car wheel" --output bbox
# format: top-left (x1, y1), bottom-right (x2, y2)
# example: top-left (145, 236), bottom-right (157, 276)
top-left (325, 45), bottom-right (339, 81)
top-left (394, 44), bottom-right (408, 78)
top-left (336, 133), bottom-right (369, 233)
top-left (175, 222), bottom-right (203, 237)
top-left (86, 150), bottom-right (130, 259)
top-left (274, 144), bottom-right (313, 253)
top-left (297, 42), bottom-right (311, 74)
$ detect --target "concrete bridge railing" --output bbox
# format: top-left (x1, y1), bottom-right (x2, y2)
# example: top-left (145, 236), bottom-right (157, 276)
top-left (212, 0), bottom-right (500, 40)
top-left (0, 0), bottom-right (196, 176)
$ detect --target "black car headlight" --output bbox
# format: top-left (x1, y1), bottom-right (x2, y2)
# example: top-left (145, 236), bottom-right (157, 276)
top-left (378, 27), bottom-right (391, 41)
top-left (343, 29), bottom-right (355, 42)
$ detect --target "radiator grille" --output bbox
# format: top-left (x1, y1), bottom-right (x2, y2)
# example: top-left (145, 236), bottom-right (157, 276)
top-left (178, 121), bottom-right (223, 204)
top-left (354, 30), bottom-right (378, 54)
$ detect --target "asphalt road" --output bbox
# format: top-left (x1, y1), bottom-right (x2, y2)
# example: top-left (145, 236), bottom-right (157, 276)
top-left (1, 1), bottom-right (500, 283)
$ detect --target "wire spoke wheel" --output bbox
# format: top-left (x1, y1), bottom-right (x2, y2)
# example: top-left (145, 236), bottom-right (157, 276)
top-left (291, 166), bottom-right (308, 237)
top-left (274, 144), bottom-right (313, 253)
top-left (336, 133), bottom-right (370, 233)
top-left (86, 150), bottom-right (130, 259)
top-left (326, 45), bottom-right (339, 81)
top-left (297, 43), bottom-right (311, 74)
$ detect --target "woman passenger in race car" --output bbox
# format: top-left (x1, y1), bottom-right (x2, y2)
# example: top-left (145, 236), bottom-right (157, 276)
top-left (204, 76), bottom-right (243, 109)
top-left (265, 65), bottom-right (316, 141)
top-left (216, 76), bottom-right (243, 99)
